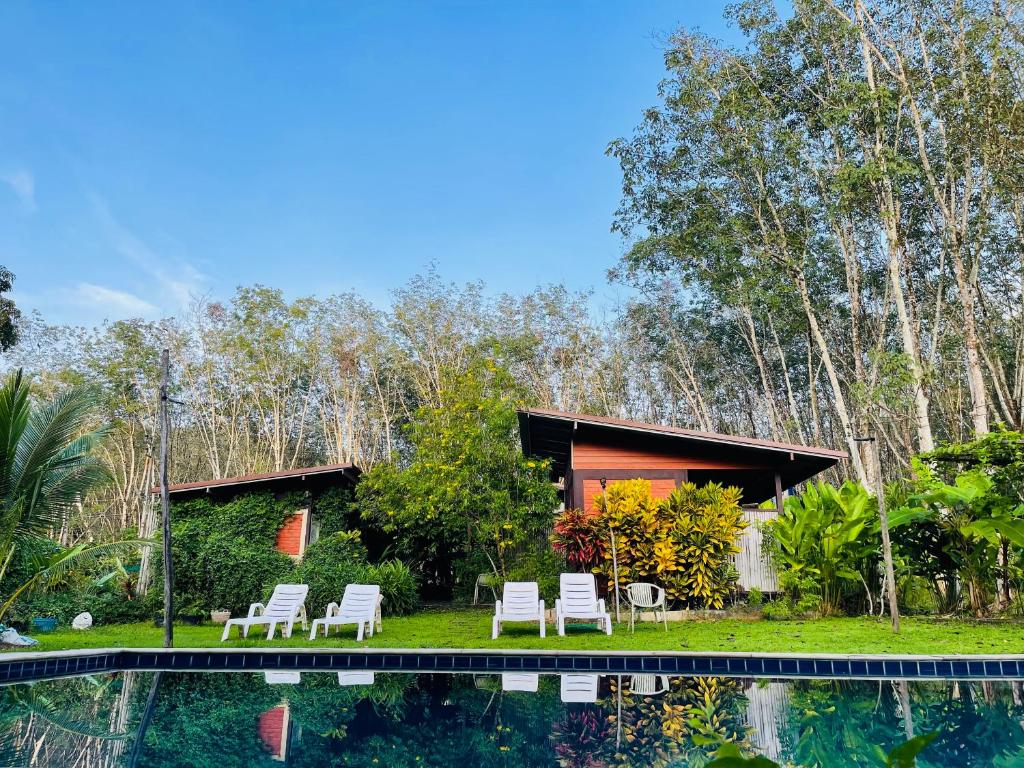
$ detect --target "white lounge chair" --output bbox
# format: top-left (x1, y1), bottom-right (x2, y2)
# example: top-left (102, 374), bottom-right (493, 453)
top-left (492, 581), bottom-right (545, 639)
top-left (560, 674), bottom-right (600, 703)
top-left (310, 584), bottom-right (382, 641)
top-left (338, 671), bottom-right (375, 686)
top-left (555, 574), bottom-right (612, 636)
top-left (625, 582), bottom-right (669, 633)
top-left (221, 584), bottom-right (309, 641)
top-left (502, 673), bottom-right (539, 692)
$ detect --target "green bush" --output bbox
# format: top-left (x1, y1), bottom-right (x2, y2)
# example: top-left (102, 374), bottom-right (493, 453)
top-left (746, 587), bottom-right (763, 608)
top-left (365, 559), bottom-right (418, 616)
top-left (506, 547), bottom-right (566, 604)
top-left (293, 531), bottom-right (369, 616)
top-left (761, 600), bottom-right (792, 621)
top-left (89, 592), bottom-right (151, 624)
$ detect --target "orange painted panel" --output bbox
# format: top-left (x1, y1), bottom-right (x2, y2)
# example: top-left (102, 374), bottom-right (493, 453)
top-left (582, 477), bottom-right (678, 513)
top-left (258, 706), bottom-right (287, 759)
top-left (572, 440), bottom-right (764, 470)
top-left (275, 512), bottom-right (305, 557)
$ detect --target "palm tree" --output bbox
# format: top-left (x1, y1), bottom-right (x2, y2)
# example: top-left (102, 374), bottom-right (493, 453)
top-left (0, 369), bottom-right (138, 621)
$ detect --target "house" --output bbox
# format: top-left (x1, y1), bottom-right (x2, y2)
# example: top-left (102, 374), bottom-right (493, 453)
top-left (516, 408), bottom-right (846, 591)
top-left (163, 463), bottom-right (361, 558)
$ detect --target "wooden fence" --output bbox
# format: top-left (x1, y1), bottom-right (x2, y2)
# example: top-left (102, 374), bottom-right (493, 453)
top-left (734, 506), bottom-right (779, 593)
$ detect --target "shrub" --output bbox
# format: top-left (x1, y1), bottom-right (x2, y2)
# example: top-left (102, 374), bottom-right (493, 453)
top-left (583, 479), bottom-right (746, 609)
top-left (293, 531), bottom-right (369, 616)
top-left (761, 600), bottom-right (792, 621)
top-left (551, 508), bottom-right (603, 571)
top-left (746, 587), bottom-right (763, 608)
top-left (765, 481), bottom-right (877, 616)
top-left (506, 547), bottom-right (567, 603)
top-left (365, 559), bottom-right (418, 616)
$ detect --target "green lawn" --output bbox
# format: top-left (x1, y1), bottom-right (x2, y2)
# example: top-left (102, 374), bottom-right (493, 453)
top-left (9, 608), bottom-right (1024, 656)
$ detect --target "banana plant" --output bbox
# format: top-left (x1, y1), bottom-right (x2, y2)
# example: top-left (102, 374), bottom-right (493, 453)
top-left (766, 481), bottom-right (878, 615)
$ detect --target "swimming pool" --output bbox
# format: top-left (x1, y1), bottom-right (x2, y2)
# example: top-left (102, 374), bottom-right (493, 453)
top-left (3, 651), bottom-right (1024, 766)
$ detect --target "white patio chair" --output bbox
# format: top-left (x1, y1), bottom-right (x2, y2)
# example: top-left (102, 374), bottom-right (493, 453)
top-left (221, 584), bottom-right (309, 641)
top-left (625, 582), bottom-right (668, 633)
top-left (338, 671), bottom-right (375, 686)
top-left (560, 674), bottom-right (600, 703)
top-left (310, 584), bottom-right (382, 641)
top-left (555, 574), bottom-right (612, 636)
top-left (492, 581), bottom-right (545, 639)
top-left (502, 673), bottom-right (539, 692)
top-left (629, 674), bottom-right (669, 696)
top-left (264, 671), bottom-right (301, 685)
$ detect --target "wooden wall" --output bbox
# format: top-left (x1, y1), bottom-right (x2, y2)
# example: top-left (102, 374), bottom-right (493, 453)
top-left (580, 477), bottom-right (677, 513)
top-left (572, 440), bottom-right (763, 470)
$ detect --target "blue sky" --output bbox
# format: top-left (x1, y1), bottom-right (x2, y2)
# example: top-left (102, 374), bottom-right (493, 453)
top-left (1, 2), bottom-right (744, 326)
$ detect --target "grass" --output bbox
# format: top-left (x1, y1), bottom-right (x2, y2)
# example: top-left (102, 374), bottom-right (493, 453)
top-left (10, 607), bottom-right (1024, 656)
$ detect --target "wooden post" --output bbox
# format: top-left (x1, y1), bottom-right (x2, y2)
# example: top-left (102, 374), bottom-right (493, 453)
top-left (159, 349), bottom-right (174, 649)
top-left (773, 472), bottom-right (784, 512)
top-left (602, 477), bottom-right (620, 624)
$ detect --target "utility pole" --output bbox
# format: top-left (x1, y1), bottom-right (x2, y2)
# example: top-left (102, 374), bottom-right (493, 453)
top-left (855, 435), bottom-right (899, 634)
top-left (601, 477), bottom-right (620, 623)
top-left (159, 349), bottom-right (174, 648)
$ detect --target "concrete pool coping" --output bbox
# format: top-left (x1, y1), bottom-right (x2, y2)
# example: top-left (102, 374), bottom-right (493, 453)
top-left (4, 646), bottom-right (1024, 684)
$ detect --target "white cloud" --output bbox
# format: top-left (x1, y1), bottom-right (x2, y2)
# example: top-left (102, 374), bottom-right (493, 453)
top-left (88, 192), bottom-right (208, 310)
top-left (2, 169), bottom-right (36, 212)
top-left (72, 283), bottom-right (159, 316)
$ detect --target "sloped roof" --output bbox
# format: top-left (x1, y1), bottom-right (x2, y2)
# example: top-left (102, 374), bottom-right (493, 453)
top-left (517, 408), bottom-right (846, 501)
top-left (156, 463), bottom-right (360, 497)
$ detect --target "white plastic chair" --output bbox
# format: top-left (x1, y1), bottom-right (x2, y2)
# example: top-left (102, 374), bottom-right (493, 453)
top-left (555, 574), bottom-right (612, 636)
top-left (560, 674), bottom-right (600, 702)
top-left (310, 584), bottom-right (382, 641)
top-left (221, 584), bottom-right (309, 641)
top-left (338, 671), bottom-right (375, 686)
top-left (625, 582), bottom-right (668, 633)
top-left (502, 673), bottom-right (539, 692)
top-left (492, 581), bottom-right (545, 639)
top-left (629, 674), bottom-right (669, 696)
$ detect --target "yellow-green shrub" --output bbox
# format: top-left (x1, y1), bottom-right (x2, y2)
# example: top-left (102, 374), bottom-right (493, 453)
top-left (590, 479), bottom-right (745, 609)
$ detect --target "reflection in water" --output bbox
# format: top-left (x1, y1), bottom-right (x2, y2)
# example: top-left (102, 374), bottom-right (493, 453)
top-left (2, 670), bottom-right (1024, 766)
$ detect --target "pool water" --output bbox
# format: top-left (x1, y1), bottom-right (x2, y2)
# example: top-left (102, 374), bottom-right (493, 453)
top-left (4, 670), bottom-right (1024, 766)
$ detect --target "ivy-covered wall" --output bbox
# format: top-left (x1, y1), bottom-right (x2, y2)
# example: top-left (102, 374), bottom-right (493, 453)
top-left (157, 487), bottom-right (417, 618)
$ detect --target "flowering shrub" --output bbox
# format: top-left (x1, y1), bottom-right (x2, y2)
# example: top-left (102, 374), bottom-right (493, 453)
top-left (553, 478), bottom-right (746, 609)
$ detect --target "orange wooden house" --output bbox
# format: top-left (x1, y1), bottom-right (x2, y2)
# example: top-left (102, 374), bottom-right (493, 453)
top-left (517, 408), bottom-right (847, 590)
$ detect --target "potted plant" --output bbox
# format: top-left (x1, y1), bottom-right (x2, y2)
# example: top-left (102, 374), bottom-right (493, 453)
top-left (210, 609), bottom-right (230, 623)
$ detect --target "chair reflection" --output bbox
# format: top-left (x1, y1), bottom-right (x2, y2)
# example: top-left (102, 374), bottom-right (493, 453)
top-left (629, 674), bottom-right (669, 695)
top-left (337, 671), bottom-right (376, 686)
top-left (501, 673), bottom-right (539, 692)
top-left (560, 674), bottom-right (600, 703)
top-left (264, 671), bottom-right (301, 685)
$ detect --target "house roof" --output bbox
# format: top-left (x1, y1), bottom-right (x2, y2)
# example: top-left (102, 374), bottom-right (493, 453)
top-left (517, 408), bottom-right (846, 501)
top-left (156, 463), bottom-right (361, 498)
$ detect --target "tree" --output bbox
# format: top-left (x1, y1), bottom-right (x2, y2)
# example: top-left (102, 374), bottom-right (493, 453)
top-left (0, 370), bottom-right (136, 620)
top-left (0, 267), bottom-right (20, 353)
top-left (357, 357), bottom-right (558, 594)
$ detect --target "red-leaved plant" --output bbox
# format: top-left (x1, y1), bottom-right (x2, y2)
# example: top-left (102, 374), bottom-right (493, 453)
top-left (551, 508), bottom-right (603, 570)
